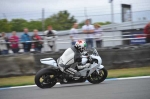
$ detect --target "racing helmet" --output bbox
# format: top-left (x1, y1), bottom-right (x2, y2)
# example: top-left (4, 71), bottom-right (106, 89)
top-left (75, 40), bottom-right (87, 52)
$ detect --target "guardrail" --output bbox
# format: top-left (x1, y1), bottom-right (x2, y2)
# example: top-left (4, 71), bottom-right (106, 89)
top-left (0, 33), bottom-right (148, 44)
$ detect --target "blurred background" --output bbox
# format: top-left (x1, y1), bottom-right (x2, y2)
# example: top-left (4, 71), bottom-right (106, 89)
top-left (0, 0), bottom-right (150, 87)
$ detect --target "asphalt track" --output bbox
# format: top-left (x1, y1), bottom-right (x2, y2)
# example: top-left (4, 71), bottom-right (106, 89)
top-left (0, 78), bottom-right (150, 99)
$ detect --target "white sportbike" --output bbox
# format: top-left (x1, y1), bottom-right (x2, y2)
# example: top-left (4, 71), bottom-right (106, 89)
top-left (35, 48), bottom-right (108, 88)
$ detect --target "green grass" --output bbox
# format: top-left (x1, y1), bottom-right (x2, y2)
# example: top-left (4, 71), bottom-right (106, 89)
top-left (108, 67), bottom-right (150, 78)
top-left (0, 76), bottom-right (35, 88)
top-left (0, 66), bottom-right (150, 87)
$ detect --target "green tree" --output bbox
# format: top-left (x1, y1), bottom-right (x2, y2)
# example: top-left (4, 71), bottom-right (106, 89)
top-left (10, 19), bottom-right (28, 32)
top-left (45, 10), bottom-right (77, 30)
top-left (28, 20), bottom-right (42, 31)
top-left (0, 19), bottom-right (12, 32)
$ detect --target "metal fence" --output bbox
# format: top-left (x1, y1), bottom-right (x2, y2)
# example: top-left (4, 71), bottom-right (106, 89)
top-left (0, 31), bottom-right (148, 53)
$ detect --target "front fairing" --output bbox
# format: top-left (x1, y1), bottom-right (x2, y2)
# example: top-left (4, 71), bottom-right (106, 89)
top-left (90, 55), bottom-right (102, 65)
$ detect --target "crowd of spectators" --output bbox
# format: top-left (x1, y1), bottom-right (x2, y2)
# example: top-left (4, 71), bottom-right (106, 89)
top-left (0, 19), bottom-right (103, 55)
top-left (0, 28), bottom-right (44, 55)
top-left (1, 19), bottom-right (149, 55)
top-left (70, 19), bottom-right (103, 48)
top-left (0, 25), bottom-right (58, 55)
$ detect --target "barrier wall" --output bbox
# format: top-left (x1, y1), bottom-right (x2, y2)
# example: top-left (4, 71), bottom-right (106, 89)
top-left (97, 44), bottom-right (150, 69)
top-left (0, 44), bottom-right (150, 77)
top-left (0, 54), bottom-right (36, 77)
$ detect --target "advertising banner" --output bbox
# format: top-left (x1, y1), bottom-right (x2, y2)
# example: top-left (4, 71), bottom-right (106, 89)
top-left (130, 31), bottom-right (146, 44)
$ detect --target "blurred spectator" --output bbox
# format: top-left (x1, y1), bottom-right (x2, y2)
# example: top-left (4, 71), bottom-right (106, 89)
top-left (1, 32), bottom-right (10, 51)
top-left (21, 28), bottom-right (31, 52)
top-left (0, 33), bottom-right (8, 55)
top-left (32, 29), bottom-right (43, 52)
top-left (1, 32), bottom-right (9, 54)
top-left (94, 23), bottom-right (103, 48)
top-left (82, 19), bottom-right (94, 49)
top-left (44, 25), bottom-right (57, 52)
top-left (144, 22), bottom-right (150, 43)
top-left (9, 31), bottom-right (19, 53)
top-left (70, 23), bottom-right (79, 46)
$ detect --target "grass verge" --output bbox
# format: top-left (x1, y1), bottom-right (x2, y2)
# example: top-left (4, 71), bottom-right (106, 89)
top-left (0, 66), bottom-right (150, 87)
top-left (108, 66), bottom-right (150, 78)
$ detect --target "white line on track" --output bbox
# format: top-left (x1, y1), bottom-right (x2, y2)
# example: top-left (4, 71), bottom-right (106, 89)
top-left (117, 76), bottom-right (150, 80)
top-left (0, 76), bottom-right (150, 90)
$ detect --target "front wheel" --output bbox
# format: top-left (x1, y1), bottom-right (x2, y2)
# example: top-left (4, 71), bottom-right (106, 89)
top-left (35, 68), bottom-right (57, 88)
top-left (87, 68), bottom-right (108, 84)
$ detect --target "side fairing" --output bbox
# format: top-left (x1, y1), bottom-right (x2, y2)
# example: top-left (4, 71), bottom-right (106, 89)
top-left (40, 58), bottom-right (57, 67)
top-left (88, 63), bottom-right (99, 76)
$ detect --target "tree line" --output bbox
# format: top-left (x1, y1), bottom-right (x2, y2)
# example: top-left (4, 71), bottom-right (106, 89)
top-left (0, 10), bottom-right (111, 33)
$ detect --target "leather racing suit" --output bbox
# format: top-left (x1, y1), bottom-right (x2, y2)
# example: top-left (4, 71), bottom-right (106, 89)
top-left (57, 46), bottom-right (90, 76)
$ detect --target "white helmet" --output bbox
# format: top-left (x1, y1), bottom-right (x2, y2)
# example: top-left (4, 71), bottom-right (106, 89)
top-left (75, 40), bottom-right (87, 52)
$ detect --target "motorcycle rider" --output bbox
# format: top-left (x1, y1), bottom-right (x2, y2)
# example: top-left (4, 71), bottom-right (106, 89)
top-left (57, 40), bottom-right (91, 82)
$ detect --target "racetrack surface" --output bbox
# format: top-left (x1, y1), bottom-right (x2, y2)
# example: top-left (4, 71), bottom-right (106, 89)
top-left (0, 78), bottom-right (150, 99)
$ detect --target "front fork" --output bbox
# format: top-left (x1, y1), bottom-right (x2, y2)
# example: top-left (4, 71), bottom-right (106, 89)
top-left (96, 65), bottom-right (104, 74)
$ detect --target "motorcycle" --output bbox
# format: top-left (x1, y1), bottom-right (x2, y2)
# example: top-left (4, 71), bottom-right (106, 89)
top-left (35, 48), bottom-right (108, 88)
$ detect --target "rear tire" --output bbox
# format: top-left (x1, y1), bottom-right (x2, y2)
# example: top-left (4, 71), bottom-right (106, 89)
top-left (35, 68), bottom-right (57, 88)
top-left (87, 68), bottom-right (108, 84)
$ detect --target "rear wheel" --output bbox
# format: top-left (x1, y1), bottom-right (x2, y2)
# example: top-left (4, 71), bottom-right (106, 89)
top-left (87, 68), bottom-right (108, 84)
top-left (35, 68), bottom-right (57, 88)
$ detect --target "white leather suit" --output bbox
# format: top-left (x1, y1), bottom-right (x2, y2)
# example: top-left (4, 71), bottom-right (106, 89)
top-left (58, 46), bottom-right (90, 75)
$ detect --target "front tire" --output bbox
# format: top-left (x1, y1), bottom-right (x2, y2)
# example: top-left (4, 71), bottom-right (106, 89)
top-left (35, 68), bottom-right (57, 88)
top-left (87, 68), bottom-right (108, 84)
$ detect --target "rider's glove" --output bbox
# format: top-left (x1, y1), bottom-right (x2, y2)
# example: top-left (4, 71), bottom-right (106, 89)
top-left (82, 51), bottom-right (89, 56)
